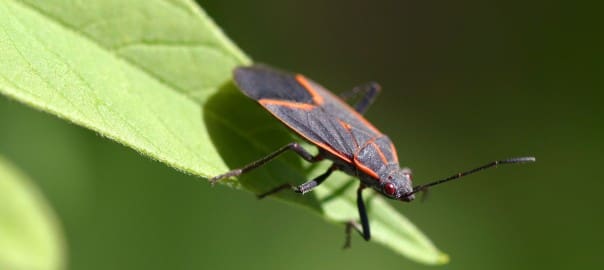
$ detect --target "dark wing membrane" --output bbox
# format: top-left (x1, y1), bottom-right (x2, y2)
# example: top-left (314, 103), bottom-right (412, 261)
top-left (234, 64), bottom-right (385, 162)
top-left (234, 65), bottom-right (314, 104)
top-left (303, 76), bottom-right (382, 138)
top-left (260, 102), bottom-right (356, 161)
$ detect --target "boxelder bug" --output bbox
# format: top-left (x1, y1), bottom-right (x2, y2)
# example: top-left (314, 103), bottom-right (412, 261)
top-left (210, 64), bottom-right (535, 247)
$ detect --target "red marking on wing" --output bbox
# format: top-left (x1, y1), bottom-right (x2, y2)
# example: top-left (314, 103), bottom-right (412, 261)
top-left (338, 119), bottom-right (360, 149)
top-left (389, 143), bottom-right (398, 163)
top-left (314, 141), bottom-right (351, 163)
top-left (259, 102), bottom-right (352, 163)
top-left (259, 99), bottom-right (315, 111)
top-left (296, 75), bottom-right (324, 105)
top-left (371, 142), bottom-right (389, 165)
top-left (337, 119), bottom-right (352, 131)
top-left (296, 73), bottom-right (381, 136)
top-left (352, 138), bottom-right (383, 181)
top-left (354, 156), bottom-right (380, 180)
top-left (322, 90), bottom-right (381, 135)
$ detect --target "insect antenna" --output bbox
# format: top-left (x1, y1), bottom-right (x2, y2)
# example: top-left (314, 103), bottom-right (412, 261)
top-left (403, 157), bottom-right (536, 197)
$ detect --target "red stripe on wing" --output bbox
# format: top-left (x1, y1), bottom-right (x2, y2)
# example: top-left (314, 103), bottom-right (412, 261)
top-left (295, 75), bottom-right (324, 105)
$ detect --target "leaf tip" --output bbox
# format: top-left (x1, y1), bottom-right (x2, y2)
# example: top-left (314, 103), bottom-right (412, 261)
top-left (436, 252), bottom-right (450, 264)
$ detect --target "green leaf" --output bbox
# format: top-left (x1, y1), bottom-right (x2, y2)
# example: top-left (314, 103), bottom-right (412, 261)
top-left (0, 156), bottom-right (66, 270)
top-left (0, 0), bottom-right (447, 264)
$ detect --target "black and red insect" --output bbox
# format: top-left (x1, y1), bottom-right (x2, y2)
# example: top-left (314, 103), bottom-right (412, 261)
top-left (211, 64), bottom-right (535, 246)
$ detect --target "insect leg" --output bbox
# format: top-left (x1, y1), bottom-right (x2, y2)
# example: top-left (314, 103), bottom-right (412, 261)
top-left (257, 165), bottom-right (335, 199)
top-left (343, 184), bottom-right (371, 248)
top-left (209, 142), bottom-right (321, 185)
top-left (339, 82), bottom-right (381, 115)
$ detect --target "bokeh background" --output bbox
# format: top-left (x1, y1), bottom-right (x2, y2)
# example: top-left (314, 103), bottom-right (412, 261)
top-left (1, 0), bottom-right (601, 269)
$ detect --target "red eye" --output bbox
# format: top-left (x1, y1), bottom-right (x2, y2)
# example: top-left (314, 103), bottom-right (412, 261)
top-left (384, 183), bottom-right (396, 196)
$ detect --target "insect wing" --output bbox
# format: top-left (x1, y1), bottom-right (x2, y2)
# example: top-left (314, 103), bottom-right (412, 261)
top-left (234, 65), bottom-right (385, 163)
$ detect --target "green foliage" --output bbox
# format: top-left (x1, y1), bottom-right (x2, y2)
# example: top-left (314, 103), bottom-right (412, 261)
top-left (0, 156), bottom-right (65, 270)
top-left (0, 0), bottom-right (446, 264)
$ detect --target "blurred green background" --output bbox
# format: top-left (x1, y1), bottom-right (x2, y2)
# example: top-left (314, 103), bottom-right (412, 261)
top-left (1, 0), bottom-right (601, 269)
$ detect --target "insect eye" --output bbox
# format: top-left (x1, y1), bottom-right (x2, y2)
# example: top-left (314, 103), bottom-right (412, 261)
top-left (383, 183), bottom-right (396, 197)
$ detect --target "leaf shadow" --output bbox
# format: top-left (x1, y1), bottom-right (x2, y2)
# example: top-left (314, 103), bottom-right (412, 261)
top-left (320, 178), bottom-right (356, 204)
top-left (203, 81), bottom-right (327, 212)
